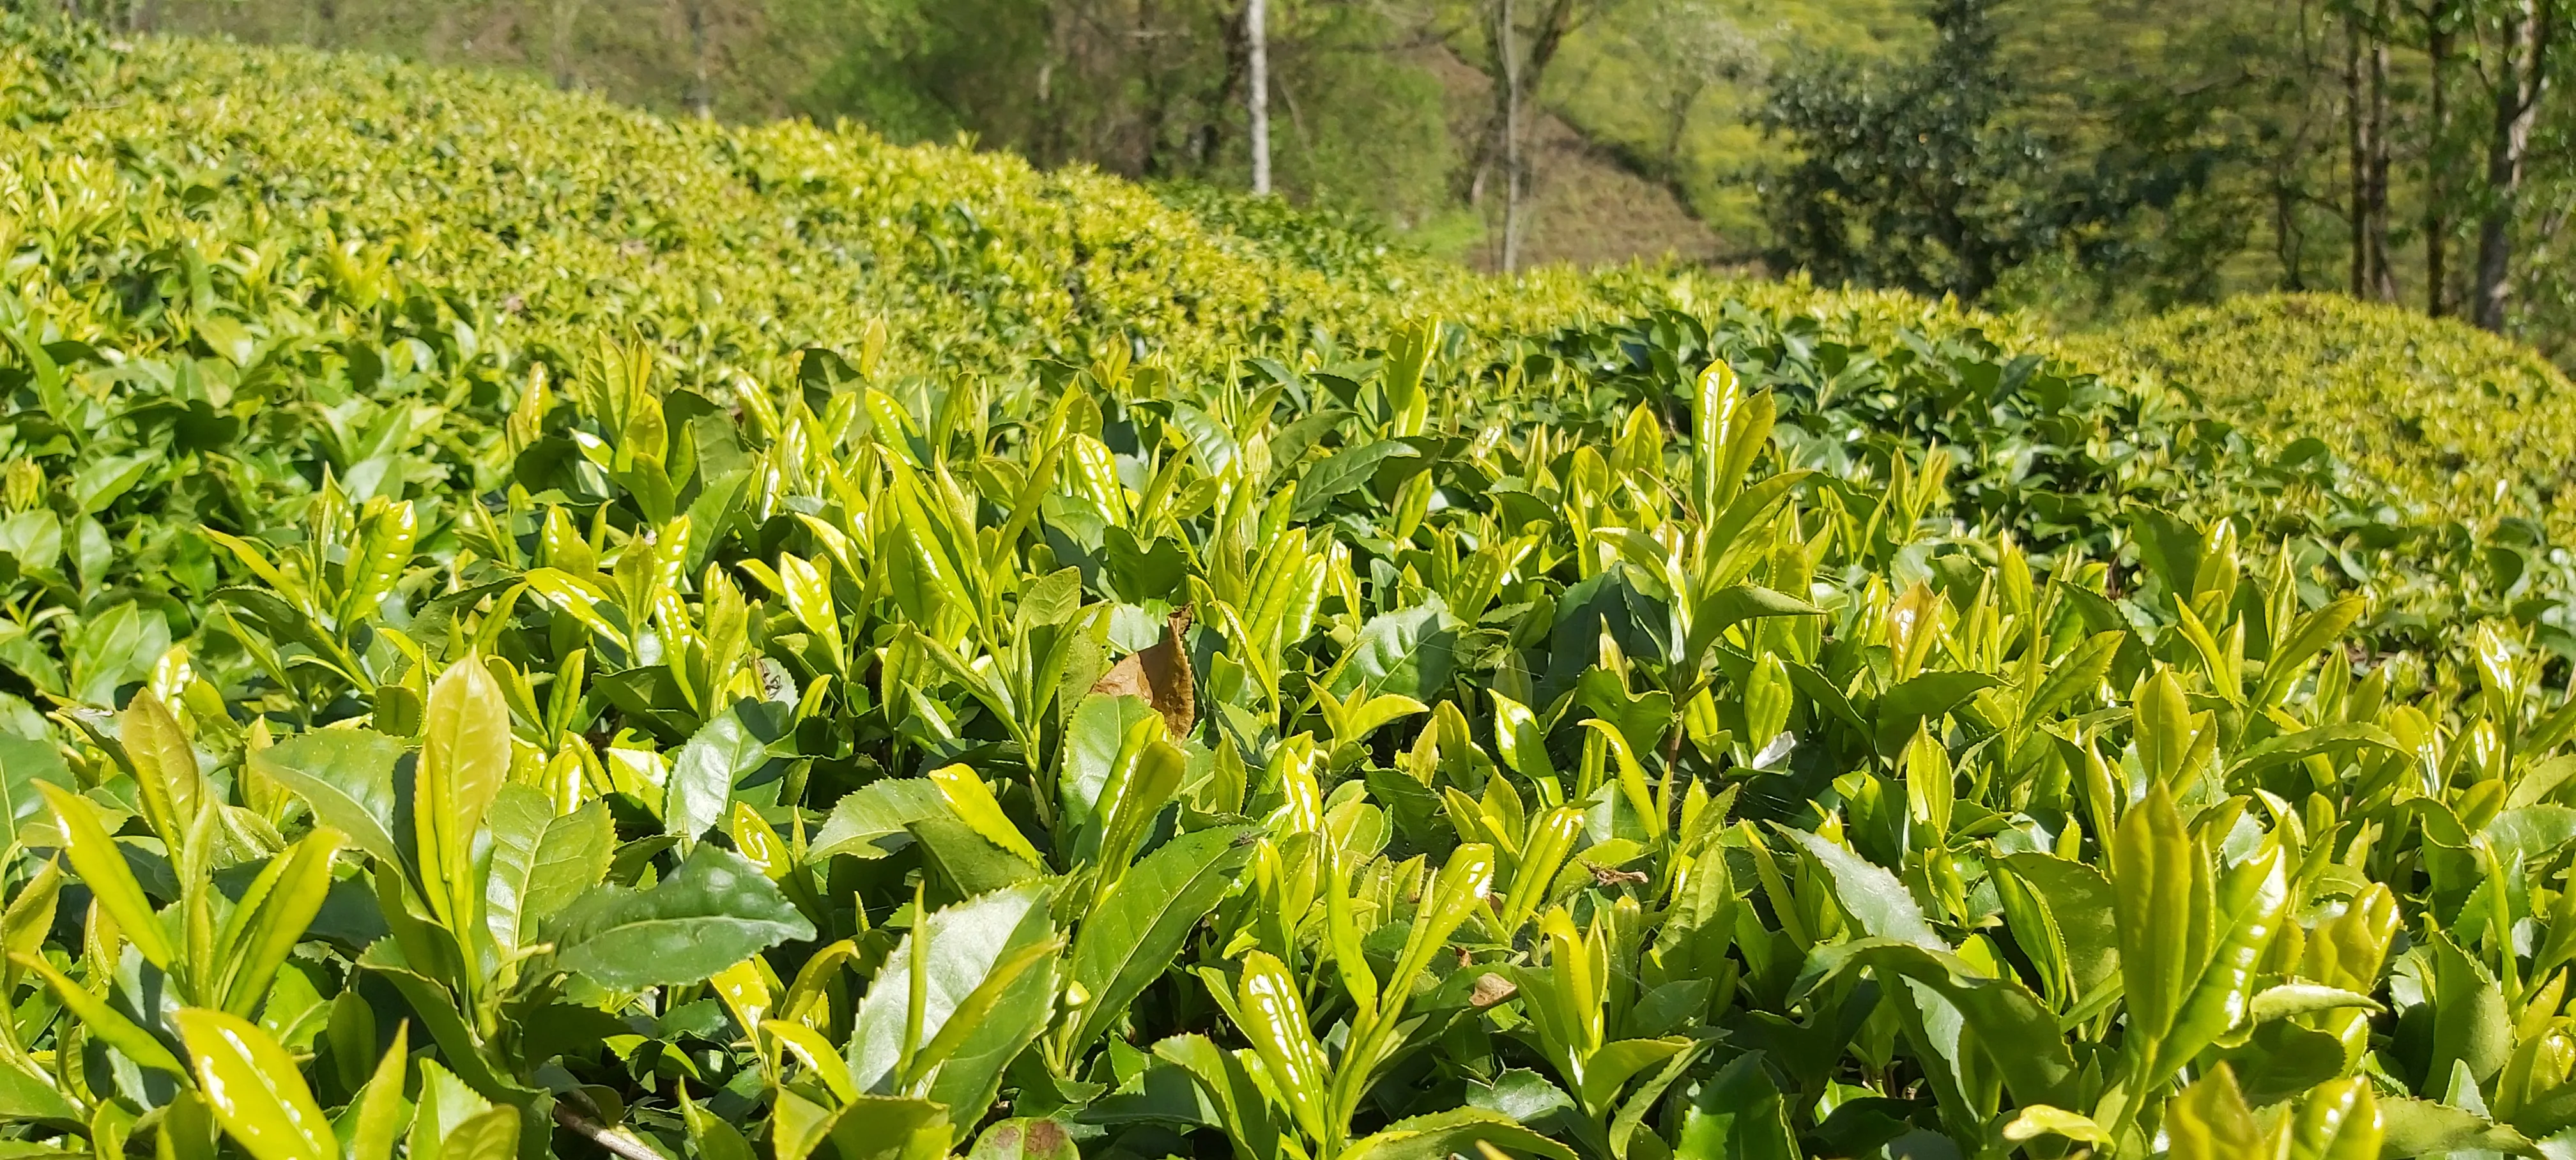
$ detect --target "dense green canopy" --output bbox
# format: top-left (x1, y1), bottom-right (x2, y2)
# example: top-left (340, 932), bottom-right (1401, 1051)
top-left (4, 19), bottom-right (2576, 1160)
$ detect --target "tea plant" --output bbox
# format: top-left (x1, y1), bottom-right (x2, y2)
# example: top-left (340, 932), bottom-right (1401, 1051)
top-left (6, 13), bottom-right (2576, 1160)
top-left (2066, 293), bottom-right (2576, 540)
top-left (8, 327), bottom-right (2576, 1159)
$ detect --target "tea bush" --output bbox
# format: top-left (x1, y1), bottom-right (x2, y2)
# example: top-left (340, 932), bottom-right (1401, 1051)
top-left (6, 16), bottom-right (2576, 1160)
top-left (2065, 293), bottom-right (2576, 537)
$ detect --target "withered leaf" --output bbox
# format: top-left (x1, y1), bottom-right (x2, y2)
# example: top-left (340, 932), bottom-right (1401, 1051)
top-left (1591, 865), bottom-right (1652, 888)
top-left (1091, 605), bottom-right (1195, 738)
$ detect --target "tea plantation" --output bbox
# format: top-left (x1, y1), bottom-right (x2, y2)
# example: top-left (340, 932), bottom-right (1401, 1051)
top-left (6, 15), bottom-right (2576, 1160)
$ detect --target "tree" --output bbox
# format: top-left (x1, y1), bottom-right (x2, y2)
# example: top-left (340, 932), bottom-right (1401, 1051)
top-left (2344, 0), bottom-right (2398, 301)
top-left (1759, 0), bottom-right (2097, 300)
top-left (1248, 0), bottom-right (1269, 193)
top-left (1620, 0), bottom-right (1763, 183)
top-left (673, 0), bottom-right (717, 116)
top-left (549, 0), bottom-right (588, 89)
top-left (1477, 0), bottom-right (1600, 270)
top-left (2473, 0), bottom-right (2560, 330)
top-left (2424, 0), bottom-right (2463, 314)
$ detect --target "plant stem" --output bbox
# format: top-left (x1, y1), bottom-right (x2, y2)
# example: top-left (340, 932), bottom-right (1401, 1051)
top-left (551, 1101), bottom-right (670, 1160)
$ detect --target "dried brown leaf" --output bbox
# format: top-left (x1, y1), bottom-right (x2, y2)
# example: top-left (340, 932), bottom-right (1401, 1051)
top-left (1091, 606), bottom-right (1195, 738)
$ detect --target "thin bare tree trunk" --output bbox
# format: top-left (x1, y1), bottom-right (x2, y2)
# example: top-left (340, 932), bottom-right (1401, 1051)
top-left (2368, 0), bottom-right (2396, 300)
top-left (2474, 0), bottom-right (2555, 331)
top-left (1191, 5), bottom-right (1248, 174)
top-left (2346, 14), bottom-right (2367, 296)
top-left (2426, 0), bottom-right (2453, 315)
top-left (1247, 0), bottom-right (1269, 194)
top-left (551, 0), bottom-right (588, 90)
top-left (681, 0), bottom-right (713, 118)
top-left (1497, 0), bottom-right (1524, 271)
top-left (2277, 0), bottom-right (2327, 291)
top-left (1036, 3), bottom-right (1065, 167)
top-left (1661, 79), bottom-right (1704, 181)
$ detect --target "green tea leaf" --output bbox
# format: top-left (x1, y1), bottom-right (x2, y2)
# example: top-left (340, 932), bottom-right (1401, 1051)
top-left (215, 827), bottom-right (345, 1016)
top-left (1291, 440), bottom-right (1416, 520)
top-left (811, 779), bottom-right (946, 861)
top-left (822, 1095), bottom-right (950, 1160)
top-left (1236, 950), bottom-right (1333, 1145)
top-left (249, 729), bottom-right (408, 871)
top-left (848, 881), bottom-right (1057, 1111)
top-left (174, 1008), bottom-right (337, 1160)
top-left (419, 657), bottom-right (510, 931)
top-left (120, 689), bottom-right (204, 843)
top-left (10, 949), bottom-right (187, 1074)
top-left (2165, 1065), bottom-right (2268, 1160)
top-left (0, 734), bottom-right (72, 844)
top-left (1781, 828), bottom-right (1941, 949)
top-left (666, 706), bottom-right (776, 842)
top-left (37, 781), bottom-right (174, 968)
top-left (0, 1057), bottom-right (76, 1126)
top-left (1068, 825), bottom-right (1256, 1051)
top-left (344, 1023), bottom-right (411, 1160)
top-left (1342, 1108), bottom-right (1579, 1160)
top-left (549, 844), bottom-right (816, 988)
top-left (1673, 1053), bottom-right (1796, 1160)
top-left (929, 763), bottom-right (1046, 869)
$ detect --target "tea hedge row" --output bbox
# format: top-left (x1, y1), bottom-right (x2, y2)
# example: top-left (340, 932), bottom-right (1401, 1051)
top-left (2063, 293), bottom-right (2576, 542)
top-left (6, 15), bottom-right (2576, 1160)
top-left (9, 321), bottom-right (2575, 1160)
top-left (5, 17), bottom-right (2566, 699)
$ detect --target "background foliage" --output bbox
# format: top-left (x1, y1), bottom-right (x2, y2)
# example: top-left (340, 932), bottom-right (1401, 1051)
top-left (103, 0), bottom-right (2576, 369)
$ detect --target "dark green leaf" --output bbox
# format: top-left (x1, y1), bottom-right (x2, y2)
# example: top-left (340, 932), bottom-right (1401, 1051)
top-left (1068, 825), bottom-right (1255, 1051)
top-left (549, 845), bottom-right (815, 989)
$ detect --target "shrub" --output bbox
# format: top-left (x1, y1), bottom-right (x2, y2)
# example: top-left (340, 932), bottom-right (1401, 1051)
top-left (2065, 293), bottom-right (2576, 538)
top-left (6, 19), bottom-right (2576, 1160)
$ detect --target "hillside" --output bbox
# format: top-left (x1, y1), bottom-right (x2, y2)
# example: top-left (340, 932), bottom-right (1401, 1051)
top-left (10, 19), bottom-right (2576, 1160)
top-left (4, 22), bottom-right (1702, 390)
top-left (10, 18), bottom-right (2576, 660)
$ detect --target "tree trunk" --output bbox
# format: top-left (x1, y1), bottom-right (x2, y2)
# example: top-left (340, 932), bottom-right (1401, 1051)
top-left (1192, 2), bottom-right (1246, 175)
top-left (2367, 0), bottom-right (2396, 301)
top-left (1488, 0), bottom-right (1583, 271)
top-left (2426, 1), bottom-right (2452, 316)
top-left (2345, 15), bottom-right (2366, 296)
top-left (681, 0), bottom-right (713, 119)
top-left (1495, 0), bottom-right (1524, 271)
top-left (1661, 85), bottom-right (1699, 182)
top-left (2474, 0), bottom-right (2555, 332)
top-left (1136, 0), bottom-right (1169, 176)
top-left (1036, 2), bottom-right (1068, 167)
top-left (1247, 0), bottom-right (1270, 195)
top-left (2276, 172), bottom-right (2308, 290)
top-left (551, 0), bottom-right (587, 90)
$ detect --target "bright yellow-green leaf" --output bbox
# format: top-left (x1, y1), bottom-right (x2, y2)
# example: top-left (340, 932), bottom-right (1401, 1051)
top-left (174, 1008), bottom-right (337, 1160)
top-left (37, 782), bottom-right (174, 969)
top-left (10, 950), bottom-right (186, 1074)
top-left (1236, 950), bottom-right (1332, 1146)
top-left (119, 688), bottom-right (204, 844)
top-left (928, 763), bottom-right (1045, 869)
top-left (419, 657), bottom-right (510, 933)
